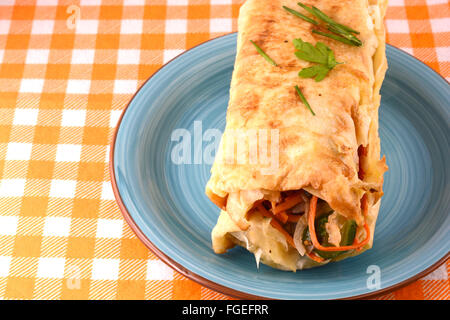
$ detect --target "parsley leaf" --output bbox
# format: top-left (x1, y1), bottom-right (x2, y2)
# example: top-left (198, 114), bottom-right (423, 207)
top-left (298, 65), bottom-right (330, 82)
top-left (294, 39), bottom-right (341, 81)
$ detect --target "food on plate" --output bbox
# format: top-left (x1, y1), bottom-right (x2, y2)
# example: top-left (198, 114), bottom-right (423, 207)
top-left (206, 0), bottom-right (388, 271)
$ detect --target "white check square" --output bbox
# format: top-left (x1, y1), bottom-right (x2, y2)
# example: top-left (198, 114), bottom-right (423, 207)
top-left (123, 0), bottom-right (146, 5)
top-left (121, 20), bottom-right (143, 34)
top-left (6, 143), bottom-right (32, 161)
top-left (165, 19), bottom-right (187, 34)
top-left (96, 219), bottom-right (123, 239)
top-left (163, 49), bottom-right (184, 64)
top-left (61, 109), bottom-right (86, 127)
top-left (430, 18), bottom-right (450, 33)
top-left (13, 108), bottom-right (39, 126)
top-left (0, 216), bottom-right (18, 236)
top-left (37, 0), bottom-right (59, 5)
top-left (167, 0), bottom-right (188, 5)
top-left (80, 0), bottom-right (101, 5)
top-left (385, 20), bottom-right (409, 34)
top-left (92, 259), bottom-right (120, 280)
top-left (0, 256), bottom-right (12, 277)
top-left (31, 20), bottom-right (54, 34)
top-left (49, 180), bottom-right (76, 198)
top-left (55, 144), bottom-right (82, 162)
top-left (210, 0), bottom-right (232, 4)
top-left (26, 49), bottom-right (50, 64)
top-left (0, 179), bottom-right (26, 197)
top-left (66, 80), bottom-right (91, 94)
top-left (0, 0), bottom-right (15, 6)
top-left (422, 264), bottom-right (448, 280)
top-left (146, 260), bottom-right (173, 280)
top-left (436, 47), bottom-right (450, 62)
top-left (75, 20), bottom-right (99, 35)
top-left (0, 20), bottom-right (11, 35)
top-left (37, 257), bottom-right (66, 279)
top-left (43, 216), bottom-right (71, 237)
top-left (109, 110), bottom-right (122, 128)
top-left (210, 18), bottom-right (232, 33)
top-left (71, 49), bottom-right (95, 64)
top-left (113, 80), bottom-right (137, 94)
top-left (426, 0), bottom-right (449, 4)
top-left (117, 49), bottom-right (141, 64)
top-left (100, 181), bottom-right (115, 200)
top-left (388, 0), bottom-right (404, 6)
top-left (20, 79), bottom-right (44, 93)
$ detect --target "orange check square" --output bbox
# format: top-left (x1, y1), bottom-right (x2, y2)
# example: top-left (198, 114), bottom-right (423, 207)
top-left (27, 160), bottom-right (55, 179)
top-left (141, 34), bottom-right (165, 50)
top-left (39, 93), bottom-right (66, 109)
top-left (188, 5), bottom-right (211, 19)
top-left (117, 280), bottom-right (146, 300)
top-left (99, 5), bottom-right (123, 20)
top-left (120, 238), bottom-right (149, 260)
top-left (144, 5), bottom-right (167, 20)
top-left (82, 127), bottom-right (109, 145)
top-left (5, 277), bottom-right (35, 299)
top-left (11, 6), bottom-right (35, 20)
top-left (91, 64), bottom-right (117, 81)
top-left (67, 237), bottom-right (96, 259)
top-left (50, 34), bottom-right (75, 50)
top-left (46, 64), bottom-right (71, 80)
top-left (13, 235), bottom-right (42, 257)
top-left (20, 196), bottom-right (48, 217)
top-left (173, 280), bottom-right (202, 300)
top-left (33, 126), bottom-right (60, 144)
top-left (77, 162), bottom-right (105, 182)
top-left (406, 5), bottom-right (430, 20)
top-left (0, 125), bottom-right (12, 143)
top-left (72, 198), bottom-right (100, 218)
top-left (410, 33), bottom-right (435, 48)
top-left (0, 63), bottom-right (25, 78)
top-left (95, 34), bottom-right (120, 50)
top-left (87, 93), bottom-right (114, 110)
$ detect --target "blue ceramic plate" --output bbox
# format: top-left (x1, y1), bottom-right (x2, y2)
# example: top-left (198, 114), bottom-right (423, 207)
top-left (110, 33), bottom-right (450, 300)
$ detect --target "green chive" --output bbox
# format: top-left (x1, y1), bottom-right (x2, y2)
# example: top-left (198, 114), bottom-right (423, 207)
top-left (282, 6), bottom-right (319, 25)
top-left (311, 6), bottom-right (360, 35)
top-left (327, 25), bottom-right (362, 46)
top-left (312, 30), bottom-right (361, 47)
top-left (250, 40), bottom-right (278, 66)
top-left (296, 2), bottom-right (316, 16)
top-left (295, 85), bottom-right (315, 116)
top-left (297, 3), bottom-right (360, 35)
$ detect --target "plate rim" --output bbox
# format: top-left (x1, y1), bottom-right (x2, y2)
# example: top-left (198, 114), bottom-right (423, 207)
top-left (109, 32), bottom-right (450, 300)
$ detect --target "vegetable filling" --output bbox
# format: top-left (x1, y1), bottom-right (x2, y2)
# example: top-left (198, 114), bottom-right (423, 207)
top-left (247, 191), bottom-right (370, 263)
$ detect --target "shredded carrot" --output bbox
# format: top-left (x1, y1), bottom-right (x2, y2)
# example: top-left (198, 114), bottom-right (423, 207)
top-left (286, 213), bottom-right (302, 223)
top-left (256, 202), bottom-right (290, 224)
top-left (306, 251), bottom-right (326, 263)
top-left (256, 199), bottom-right (326, 264)
top-left (269, 219), bottom-right (296, 248)
top-left (275, 211), bottom-right (289, 224)
top-left (308, 195), bottom-right (370, 252)
top-left (272, 192), bottom-right (304, 214)
top-left (255, 203), bottom-right (274, 218)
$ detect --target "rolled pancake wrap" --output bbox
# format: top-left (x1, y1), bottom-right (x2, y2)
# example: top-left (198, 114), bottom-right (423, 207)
top-left (206, 0), bottom-right (388, 271)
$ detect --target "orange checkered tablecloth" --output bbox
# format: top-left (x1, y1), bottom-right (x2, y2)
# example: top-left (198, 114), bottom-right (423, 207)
top-left (0, 0), bottom-right (448, 300)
